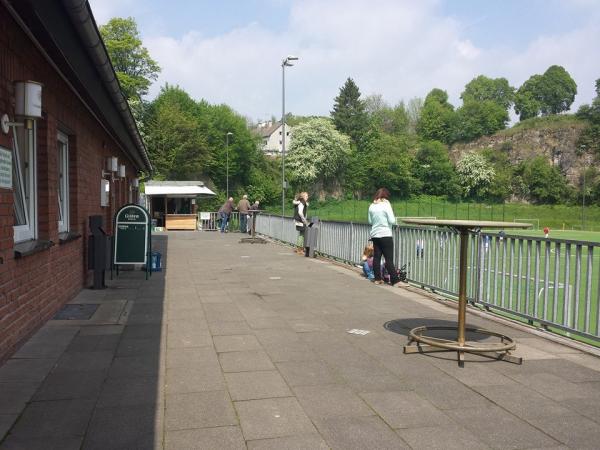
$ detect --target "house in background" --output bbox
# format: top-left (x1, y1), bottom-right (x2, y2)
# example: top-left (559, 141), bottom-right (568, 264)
top-left (255, 120), bottom-right (293, 157)
top-left (0, 0), bottom-right (152, 362)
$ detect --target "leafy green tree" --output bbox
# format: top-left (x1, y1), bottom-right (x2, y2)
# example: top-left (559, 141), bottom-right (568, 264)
top-left (287, 118), bottom-right (352, 189)
top-left (577, 78), bottom-right (600, 156)
top-left (412, 141), bottom-right (460, 198)
top-left (406, 97), bottom-right (423, 134)
top-left (416, 89), bottom-right (456, 145)
top-left (366, 134), bottom-right (420, 198)
top-left (480, 148), bottom-right (513, 202)
top-left (100, 17), bottom-right (160, 101)
top-left (539, 65), bottom-right (578, 115)
top-left (144, 88), bottom-right (209, 180)
top-left (515, 156), bottom-right (569, 204)
top-left (454, 100), bottom-right (509, 142)
top-left (456, 153), bottom-right (495, 199)
top-left (331, 78), bottom-right (368, 145)
top-left (515, 66), bottom-right (577, 120)
top-left (364, 94), bottom-right (410, 136)
top-left (461, 75), bottom-right (515, 110)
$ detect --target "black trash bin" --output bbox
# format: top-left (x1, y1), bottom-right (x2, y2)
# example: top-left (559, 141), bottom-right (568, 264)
top-left (304, 217), bottom-right (320, 257)
top-left (87, 215), bottom-right (111, 289)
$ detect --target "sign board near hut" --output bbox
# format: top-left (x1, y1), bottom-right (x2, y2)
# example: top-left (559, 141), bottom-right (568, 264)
top-left (114, 204), bottom-right (151, 265)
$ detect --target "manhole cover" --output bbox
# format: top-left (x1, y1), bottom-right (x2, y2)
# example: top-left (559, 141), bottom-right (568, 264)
top-left (53, 304), bottom-right (99, 320)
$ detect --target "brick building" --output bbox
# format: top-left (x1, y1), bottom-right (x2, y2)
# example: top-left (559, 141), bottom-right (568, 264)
top-left (0, 1), bottom-right (152, 362)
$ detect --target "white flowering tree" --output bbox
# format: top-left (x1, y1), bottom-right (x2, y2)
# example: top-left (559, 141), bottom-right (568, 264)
top-left (456, 152), bottom-right (495, 199)
top-left (286, 118), bottom-right (351, 188)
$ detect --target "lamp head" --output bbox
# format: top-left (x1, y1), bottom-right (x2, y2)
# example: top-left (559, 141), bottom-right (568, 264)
top-left (227, 132), bottom-right (233, 136)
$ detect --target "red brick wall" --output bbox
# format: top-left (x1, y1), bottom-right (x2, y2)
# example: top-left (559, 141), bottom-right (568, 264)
top-left (0, 6), bottom-right (141, 362)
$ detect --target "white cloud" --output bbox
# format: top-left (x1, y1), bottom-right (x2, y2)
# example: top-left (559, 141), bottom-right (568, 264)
top-left (90, 0), bottom-right (600, 120)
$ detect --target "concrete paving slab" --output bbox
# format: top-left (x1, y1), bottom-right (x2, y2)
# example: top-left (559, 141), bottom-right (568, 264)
top-left (505, 372), bottom-right (600, 401)
top-left (65, 334), bottom-right (120, 353)
top-left (77, 325), bottom-right (124, 336)
top-left (360, 390), bottom-right (455, 429)
top-left (246, 434), bottom-right (329, 450)
top-left (445, 405), bottom-right (561, 449)
top-left (116, 337), bottom-right (162, 357)
top-left (8, 398), bottom-right (95, 439)
top-left (83, 404), bottom-right (160, 450)
top-left (96, 376), bottom-right (161, 408)
top-left (293, 384), bottom-right (374, 419)
top-left (209, 321), bottom-right (253, 336)
top-left (225, 370), bottom-right (292, 401)
top-left (52, 351), bottom-right (114, 373)
top-left (0, 382), bottom-right (38, 414)
top-left (214, 334), bottom-right (262, 353)
top-left (276, 360), bottom-right (342, 387)
top-left (0, 414), bottom-right (17, 441)
top-left (165, 365), bottom-right (226, 394)
top-left (0, 435), bottom-right (83, 450)
top-left (561, 397), bottom-right (600, 424)
top-left (166, 346), bottom-right (219, 369)
top-left (165, 426), bottom-right (246, 450)
top-left (33, 370), bottom-right (107, 401)
top-left (234, 397), bottom-right (317, 441)
top-left (527, 414), bottom-right (600, 449)
top-left (219, 350), bottom-right (276, 372)
top-left (396, 425), bottom-right (490, 450)
top-left (0, 358), bottom-right (56, 383)
top-left (314, 415), bottom-right (410, 449)
top-left (165, 391), bottom-right (237, 431)
top-left (108, 355), bottom-right (160, 379)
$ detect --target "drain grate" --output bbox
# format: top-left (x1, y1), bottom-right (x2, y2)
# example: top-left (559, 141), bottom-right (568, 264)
top-left (53, 304), bottom-right (99, 320)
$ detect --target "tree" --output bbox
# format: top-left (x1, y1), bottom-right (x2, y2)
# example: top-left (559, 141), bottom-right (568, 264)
top-left (406, 97), bottom-right (423, 134)
top-left (461, 75), bottom-right (515, 110)
top-left (456, 153), bottom-right (495, 199)
top-left (366, 134), bottom-right (420, 198)
top-left (416, 89), bottom-right (456, 144)
top-left (480, 148), bottom-right (513, 202)
top-left (331, 78), bottom-right (368, 145)
top-left (286, 118), bottom-right (352, 189)
top-left (100, 17), bottom-right (161, 102)
top-left (364, 95), bottom-right (409, 136)
top-left (412, 141), bottom-right (460, 198)
top-left (454, 100), bottom-right (509, 142)
top-left (539, 65), bottom-right (577, 115)
top-left (515, 156), bottom-right (569, 204)
top-left (515, 66), bottom-right (577, 120)
top-left (577, 78), bottom-right (600, 156)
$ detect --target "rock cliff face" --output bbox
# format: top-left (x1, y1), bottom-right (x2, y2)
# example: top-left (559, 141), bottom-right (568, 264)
top-left (450, 122), bottom-right (592, 185)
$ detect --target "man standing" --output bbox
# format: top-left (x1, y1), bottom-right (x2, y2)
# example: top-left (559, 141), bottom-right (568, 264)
top-left (237, 195), bottom-right (251, 233)
top-left (219, 197), bottom-right (235, 233)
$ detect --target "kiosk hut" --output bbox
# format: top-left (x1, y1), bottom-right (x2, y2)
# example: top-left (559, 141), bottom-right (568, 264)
top-left (145, 181), bottom-right (215, 230)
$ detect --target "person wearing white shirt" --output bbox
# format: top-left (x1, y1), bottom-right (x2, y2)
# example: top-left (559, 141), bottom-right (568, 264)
top-left (368, 188), bottom-right (400, 285)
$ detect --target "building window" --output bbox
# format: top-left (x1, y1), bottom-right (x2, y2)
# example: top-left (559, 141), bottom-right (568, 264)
top-left (12, 123), bottom-right (37, 242)
top-left (57, 132), bottom-right (69, 232)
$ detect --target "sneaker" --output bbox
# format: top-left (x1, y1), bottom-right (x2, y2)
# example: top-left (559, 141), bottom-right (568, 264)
top-left (373, 280), bottom-right (383, 285)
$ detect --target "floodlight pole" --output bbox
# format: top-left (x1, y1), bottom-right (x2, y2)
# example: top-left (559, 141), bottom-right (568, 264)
top-left (281, 55), bottom-right (298, 221)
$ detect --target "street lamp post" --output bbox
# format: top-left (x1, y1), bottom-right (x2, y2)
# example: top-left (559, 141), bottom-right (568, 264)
top-left (226, 132), bottom-right (233, 199)
top-left (281, 55), bottom-right (298, 219)
top-left (581, 144), bottom-right (587, 231)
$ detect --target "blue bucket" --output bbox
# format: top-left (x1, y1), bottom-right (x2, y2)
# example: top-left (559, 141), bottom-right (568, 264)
top-left (150, 251), bottom-right (162, 272)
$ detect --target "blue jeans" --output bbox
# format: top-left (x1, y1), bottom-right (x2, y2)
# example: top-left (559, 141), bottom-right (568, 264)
top-left (240, 214), bottom-right (248, 232)
top-left (362, 261), bottom-right (374, 280)
top-left (219, 212), bottom-right (229, 232)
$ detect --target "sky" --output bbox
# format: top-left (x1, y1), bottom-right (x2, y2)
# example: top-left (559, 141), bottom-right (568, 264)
top-left (89, 0), bottom-right (600, 122)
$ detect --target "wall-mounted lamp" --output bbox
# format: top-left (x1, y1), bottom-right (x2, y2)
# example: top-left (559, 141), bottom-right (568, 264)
top-left (1, 81), bottom-right (43, 135)
top-left (118, 164), bottom-right (126, 178)
top-left (107, 156), bottom-right (118, 172)
top-left (132, 178), bottom-right (140, 188)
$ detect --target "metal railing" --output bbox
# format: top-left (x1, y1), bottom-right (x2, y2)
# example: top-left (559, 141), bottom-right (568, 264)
top-left (254, 214), bottom-right (600, 344)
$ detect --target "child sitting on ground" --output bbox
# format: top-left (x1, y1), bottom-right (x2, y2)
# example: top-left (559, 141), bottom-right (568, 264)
top-left (361, 244), bottom-right (374, 280)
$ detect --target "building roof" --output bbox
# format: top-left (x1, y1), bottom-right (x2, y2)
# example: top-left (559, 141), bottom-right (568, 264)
top-left (144, 181), bottom-right (216, 197)
top-left (4, 0), bottom-right (152, 173)
top-left (257, 122), bottom-right (281, 138)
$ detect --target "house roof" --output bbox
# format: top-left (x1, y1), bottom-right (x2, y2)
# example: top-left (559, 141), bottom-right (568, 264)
top-left (258, 122), bottom-right (281, 138)
top-left (144, 181), bottom-right (216, 197)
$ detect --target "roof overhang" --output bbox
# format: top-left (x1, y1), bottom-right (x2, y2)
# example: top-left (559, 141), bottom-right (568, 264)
top-left (3, 0), bottom-right (152, 173)
top-left (145, 185), bottom-right (216, 198)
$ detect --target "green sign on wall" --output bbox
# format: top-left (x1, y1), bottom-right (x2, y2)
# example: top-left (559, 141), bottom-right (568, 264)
top-left (114, 204), bottom-right (151, 265)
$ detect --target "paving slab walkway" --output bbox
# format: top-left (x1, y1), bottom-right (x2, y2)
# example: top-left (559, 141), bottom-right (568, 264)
top-left (1, 231), bottom-right (600, 449)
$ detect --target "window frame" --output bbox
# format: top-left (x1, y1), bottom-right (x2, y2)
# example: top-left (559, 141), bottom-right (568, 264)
top-left (12, 122), bottom-right (37, 243)
top-left (57, 131), bottom-right (69, 233)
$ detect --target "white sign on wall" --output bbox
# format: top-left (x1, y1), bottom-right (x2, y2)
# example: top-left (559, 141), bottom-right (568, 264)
top-left (0, 147), bottom-right (12, 189)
